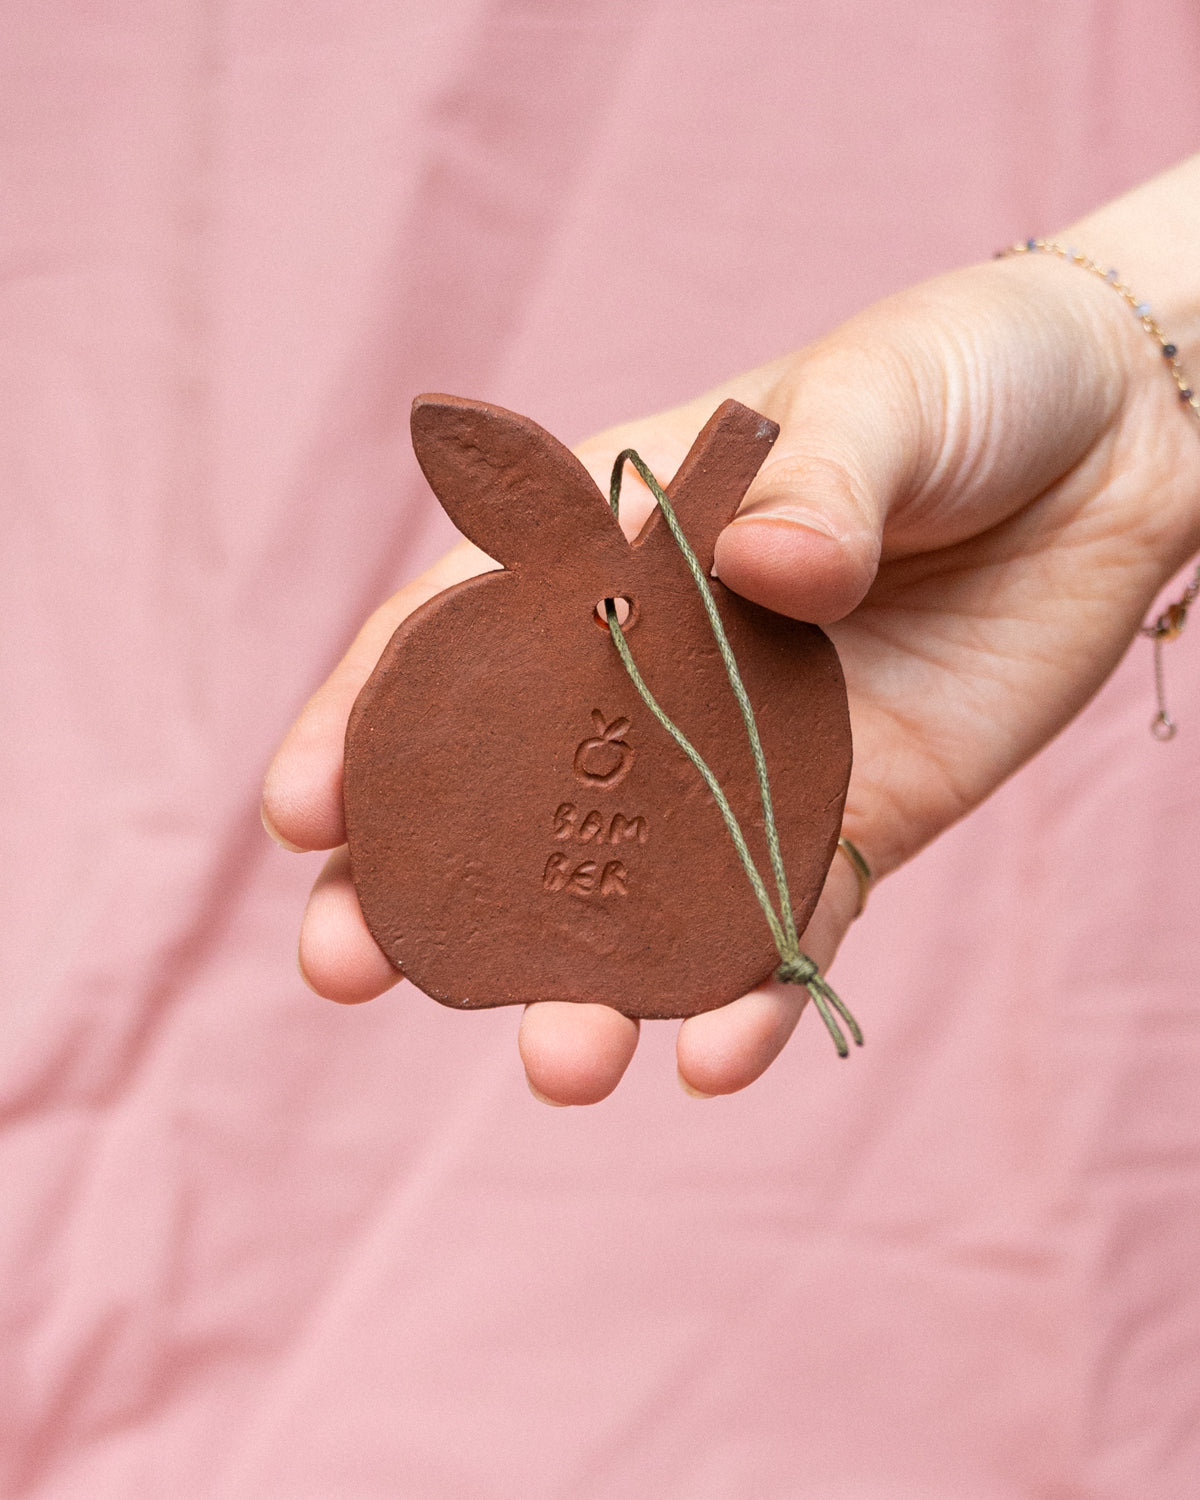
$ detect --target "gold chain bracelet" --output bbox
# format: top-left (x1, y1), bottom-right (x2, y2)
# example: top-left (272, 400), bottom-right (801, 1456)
top-left (998, 237), bottom-right (1200, 739)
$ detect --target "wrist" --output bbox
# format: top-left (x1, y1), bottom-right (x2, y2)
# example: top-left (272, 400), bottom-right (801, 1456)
top-left (992, 165), bottom-right (1200, 585)
top-left (1057, 153), bottom-right (1200, 373)
top-left (999, 238), bottom-right (1199, 417)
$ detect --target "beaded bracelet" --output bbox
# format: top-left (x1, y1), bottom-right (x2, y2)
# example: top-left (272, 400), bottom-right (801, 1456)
top-left (998, 237), bottom-right (1200, 739)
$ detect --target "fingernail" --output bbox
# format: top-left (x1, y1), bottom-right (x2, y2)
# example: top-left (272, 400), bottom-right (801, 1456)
top-left (677, 1070), bottom-right (715, 1099)
top-left (261, 802), bottom-right (304, 852)
top-left (527, 1078), bottom-right (570, 1107)
top-left (731, 505), bottom-right (840, 539)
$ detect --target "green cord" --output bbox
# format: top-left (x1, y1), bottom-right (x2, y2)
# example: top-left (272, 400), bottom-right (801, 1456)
top-left (604, 450), bottom-right (863, 1057)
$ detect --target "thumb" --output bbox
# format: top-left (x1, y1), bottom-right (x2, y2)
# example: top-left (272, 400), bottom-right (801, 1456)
top-left (714, 339), bottom-right (927, 624)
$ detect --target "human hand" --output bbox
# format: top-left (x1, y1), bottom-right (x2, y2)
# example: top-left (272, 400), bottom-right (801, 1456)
top-left (263, 198), bottom-right (1200, 1104)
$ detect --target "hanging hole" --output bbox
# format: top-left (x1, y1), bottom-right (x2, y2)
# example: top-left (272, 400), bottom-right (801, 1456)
top-left (593, 595), bottom-right (638, 632)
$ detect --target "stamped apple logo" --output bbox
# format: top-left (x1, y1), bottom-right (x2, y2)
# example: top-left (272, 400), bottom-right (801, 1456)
top-left (573, 710), bottom-right (633, 788)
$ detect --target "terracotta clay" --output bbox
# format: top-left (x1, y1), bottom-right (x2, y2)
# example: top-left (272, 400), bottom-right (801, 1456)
top-left (343, 394), bottom-right (851, 1020)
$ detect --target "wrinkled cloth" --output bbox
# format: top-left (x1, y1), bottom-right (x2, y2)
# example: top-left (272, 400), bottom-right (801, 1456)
top-left (3, 3), bottom-right (1200, 1496)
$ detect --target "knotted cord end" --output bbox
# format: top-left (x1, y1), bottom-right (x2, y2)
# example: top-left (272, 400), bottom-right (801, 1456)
top-left (775, 954), bottom-right (818, 986)
top-left (776, 953), bottom-right (864, 1058)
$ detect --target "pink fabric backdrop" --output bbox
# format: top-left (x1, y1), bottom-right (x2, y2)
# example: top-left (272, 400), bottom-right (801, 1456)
top-left (3, 3), bottom-right (1200, 1495)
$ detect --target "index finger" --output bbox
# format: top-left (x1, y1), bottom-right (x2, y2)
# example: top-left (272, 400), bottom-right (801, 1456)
top-left (261, 539), bottom-right (496, 852)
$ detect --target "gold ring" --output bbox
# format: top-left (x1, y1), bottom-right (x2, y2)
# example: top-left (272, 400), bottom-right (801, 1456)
top-left (836, 836), bottom-right (872, 919)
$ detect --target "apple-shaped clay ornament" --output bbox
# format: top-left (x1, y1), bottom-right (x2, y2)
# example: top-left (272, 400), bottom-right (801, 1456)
top-left (343, 394), bottom-right (852, 1020)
